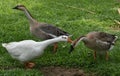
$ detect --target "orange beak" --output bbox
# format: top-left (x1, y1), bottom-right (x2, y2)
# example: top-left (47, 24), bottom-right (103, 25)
top-left (67, 37), bottom-right (73, 43)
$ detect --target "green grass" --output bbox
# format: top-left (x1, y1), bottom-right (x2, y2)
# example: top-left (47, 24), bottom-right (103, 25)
top-left (0, 0), bottom-right (120, 75)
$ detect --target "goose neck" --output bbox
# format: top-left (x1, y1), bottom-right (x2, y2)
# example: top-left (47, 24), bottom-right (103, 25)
top-left (37, 38), bottom-right (63, 47)
top-left (23, 8), bottom-right (37, 25)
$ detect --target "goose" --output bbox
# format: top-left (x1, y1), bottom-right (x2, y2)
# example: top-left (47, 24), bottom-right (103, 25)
top-left (69, 31), bottom-right (118, 60)
top-left (2, 35), bottom-right (72, 69)
top-left (13, 5), bottom-right (70, 52)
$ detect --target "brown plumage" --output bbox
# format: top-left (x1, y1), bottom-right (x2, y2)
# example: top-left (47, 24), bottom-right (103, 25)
top-left (13, 5), bottom-right (71, 52)
top-left (69, 31), bottom-right (118, 60)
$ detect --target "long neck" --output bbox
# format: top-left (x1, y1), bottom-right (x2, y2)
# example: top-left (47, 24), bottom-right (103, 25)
top-left (23, 8), bottom-right (37, 25)
top-left (37, 38), bottom-right (64, 48)
top-left (72, 36), bottom-right (88, 47)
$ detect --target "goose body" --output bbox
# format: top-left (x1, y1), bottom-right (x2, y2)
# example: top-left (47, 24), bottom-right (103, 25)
top-left (2, 40), bottom-right (43, 62)
top-left (30, 23), bottom-right (69, 40)
top-left (2, 35), bottom-right (72, 68)
top-left (13, 5), bottom-right (70, 52)
top-left (69, 31), bottom-right (118, 60)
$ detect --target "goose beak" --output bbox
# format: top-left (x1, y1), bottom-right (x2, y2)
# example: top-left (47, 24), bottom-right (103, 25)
top-left (67, 38), bottom-right (73, 43)
top-left (69, 45), bottom-right (74, 54)
top-left (13, 6), bottom-right (18, 9)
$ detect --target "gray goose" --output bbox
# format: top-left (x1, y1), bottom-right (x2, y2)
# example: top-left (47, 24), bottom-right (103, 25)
top-left (69, 31), bottom-right (118, 60)
top-left (13, 5), bottom-right (72, 52)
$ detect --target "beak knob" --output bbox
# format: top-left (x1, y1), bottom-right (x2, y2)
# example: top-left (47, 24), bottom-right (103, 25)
top-left (69, 45), bottom-right (74, 54)
top-left (68, 38), bottom-right (73, 43)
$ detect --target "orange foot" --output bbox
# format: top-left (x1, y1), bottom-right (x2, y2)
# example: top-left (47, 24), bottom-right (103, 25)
top-left (93, 51), bottom-right (96, 60)
top-left (106, 51), bottom-right (109, 61)
top-left (24, 62), bottom-right (35, 69)
top-left (53, 43), bottom-right (58, 53)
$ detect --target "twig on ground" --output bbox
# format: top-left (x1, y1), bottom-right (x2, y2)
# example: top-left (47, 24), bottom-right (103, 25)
top-left (55, 2), bottom-right (95, 14)
top-left (66, 5), bottom-right (95, 14)
top-left (114, 20), bottom-right (120, 25)
top-left (118, 8), bottom-right (120, 14)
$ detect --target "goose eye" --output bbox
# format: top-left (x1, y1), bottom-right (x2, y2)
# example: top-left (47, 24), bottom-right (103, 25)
top-left (62, 37), bottom-right (67, 39)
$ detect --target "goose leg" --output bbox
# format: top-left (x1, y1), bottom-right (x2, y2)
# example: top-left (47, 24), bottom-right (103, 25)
top-left (106, 51), bottom-right (109, 61)
top-left (53, 43), bottom-right (58, 53)
top-left (93, 51), bottom-right (96, 60)
top-left (24, 62), bottom-right (35, 69)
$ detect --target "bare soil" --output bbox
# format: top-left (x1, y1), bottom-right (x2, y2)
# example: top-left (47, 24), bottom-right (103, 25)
top-left (0, 65), bottom-right (95, 76)
top-left (40, 66), bottom-right (95, 76)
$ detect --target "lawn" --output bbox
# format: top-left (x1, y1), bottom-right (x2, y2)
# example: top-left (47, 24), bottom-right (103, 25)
top-left (0, 0), bottom-right (120, 75)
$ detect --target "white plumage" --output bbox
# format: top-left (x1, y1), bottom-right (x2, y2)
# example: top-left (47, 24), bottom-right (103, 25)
top-left (2, 35), bottom-right (72, 68)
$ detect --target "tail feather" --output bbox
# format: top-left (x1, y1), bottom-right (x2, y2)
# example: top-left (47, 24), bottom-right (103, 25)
top-left (2, 43), bottom-right (8, 47)
top-left (112, 36), bottom-right (118, 44)
top-left (114, 36), bottom-right (118, 41)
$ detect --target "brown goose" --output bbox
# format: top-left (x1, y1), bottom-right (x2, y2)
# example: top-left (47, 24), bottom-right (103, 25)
top-left (13, 5), bottom-right (71, 52)
top-left (69, 31), bottom-right (118, 60)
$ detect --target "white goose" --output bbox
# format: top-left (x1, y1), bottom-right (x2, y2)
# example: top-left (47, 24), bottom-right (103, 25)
top-left (2, 35), bottom-right (72, 69)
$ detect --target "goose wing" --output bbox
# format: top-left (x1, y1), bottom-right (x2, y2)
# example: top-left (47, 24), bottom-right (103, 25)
top-left (39, 23), bottom-right (70, 37)
top-left (95, 39), bottom-right (111, 50)
top-left (96, 32), bottom-right (118, 43)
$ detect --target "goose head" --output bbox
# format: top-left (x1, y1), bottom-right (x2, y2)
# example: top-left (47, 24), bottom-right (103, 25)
top-left (13, 5), bottom-right (26, 11)
top-left (69, 36), bottom-right (86, 53)
top-left (57, 35), bottom-right (73, 43)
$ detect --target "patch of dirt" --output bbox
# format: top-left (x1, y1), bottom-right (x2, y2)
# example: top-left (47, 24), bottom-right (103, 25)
top-left (40, 66), bottom-right (95, 76)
